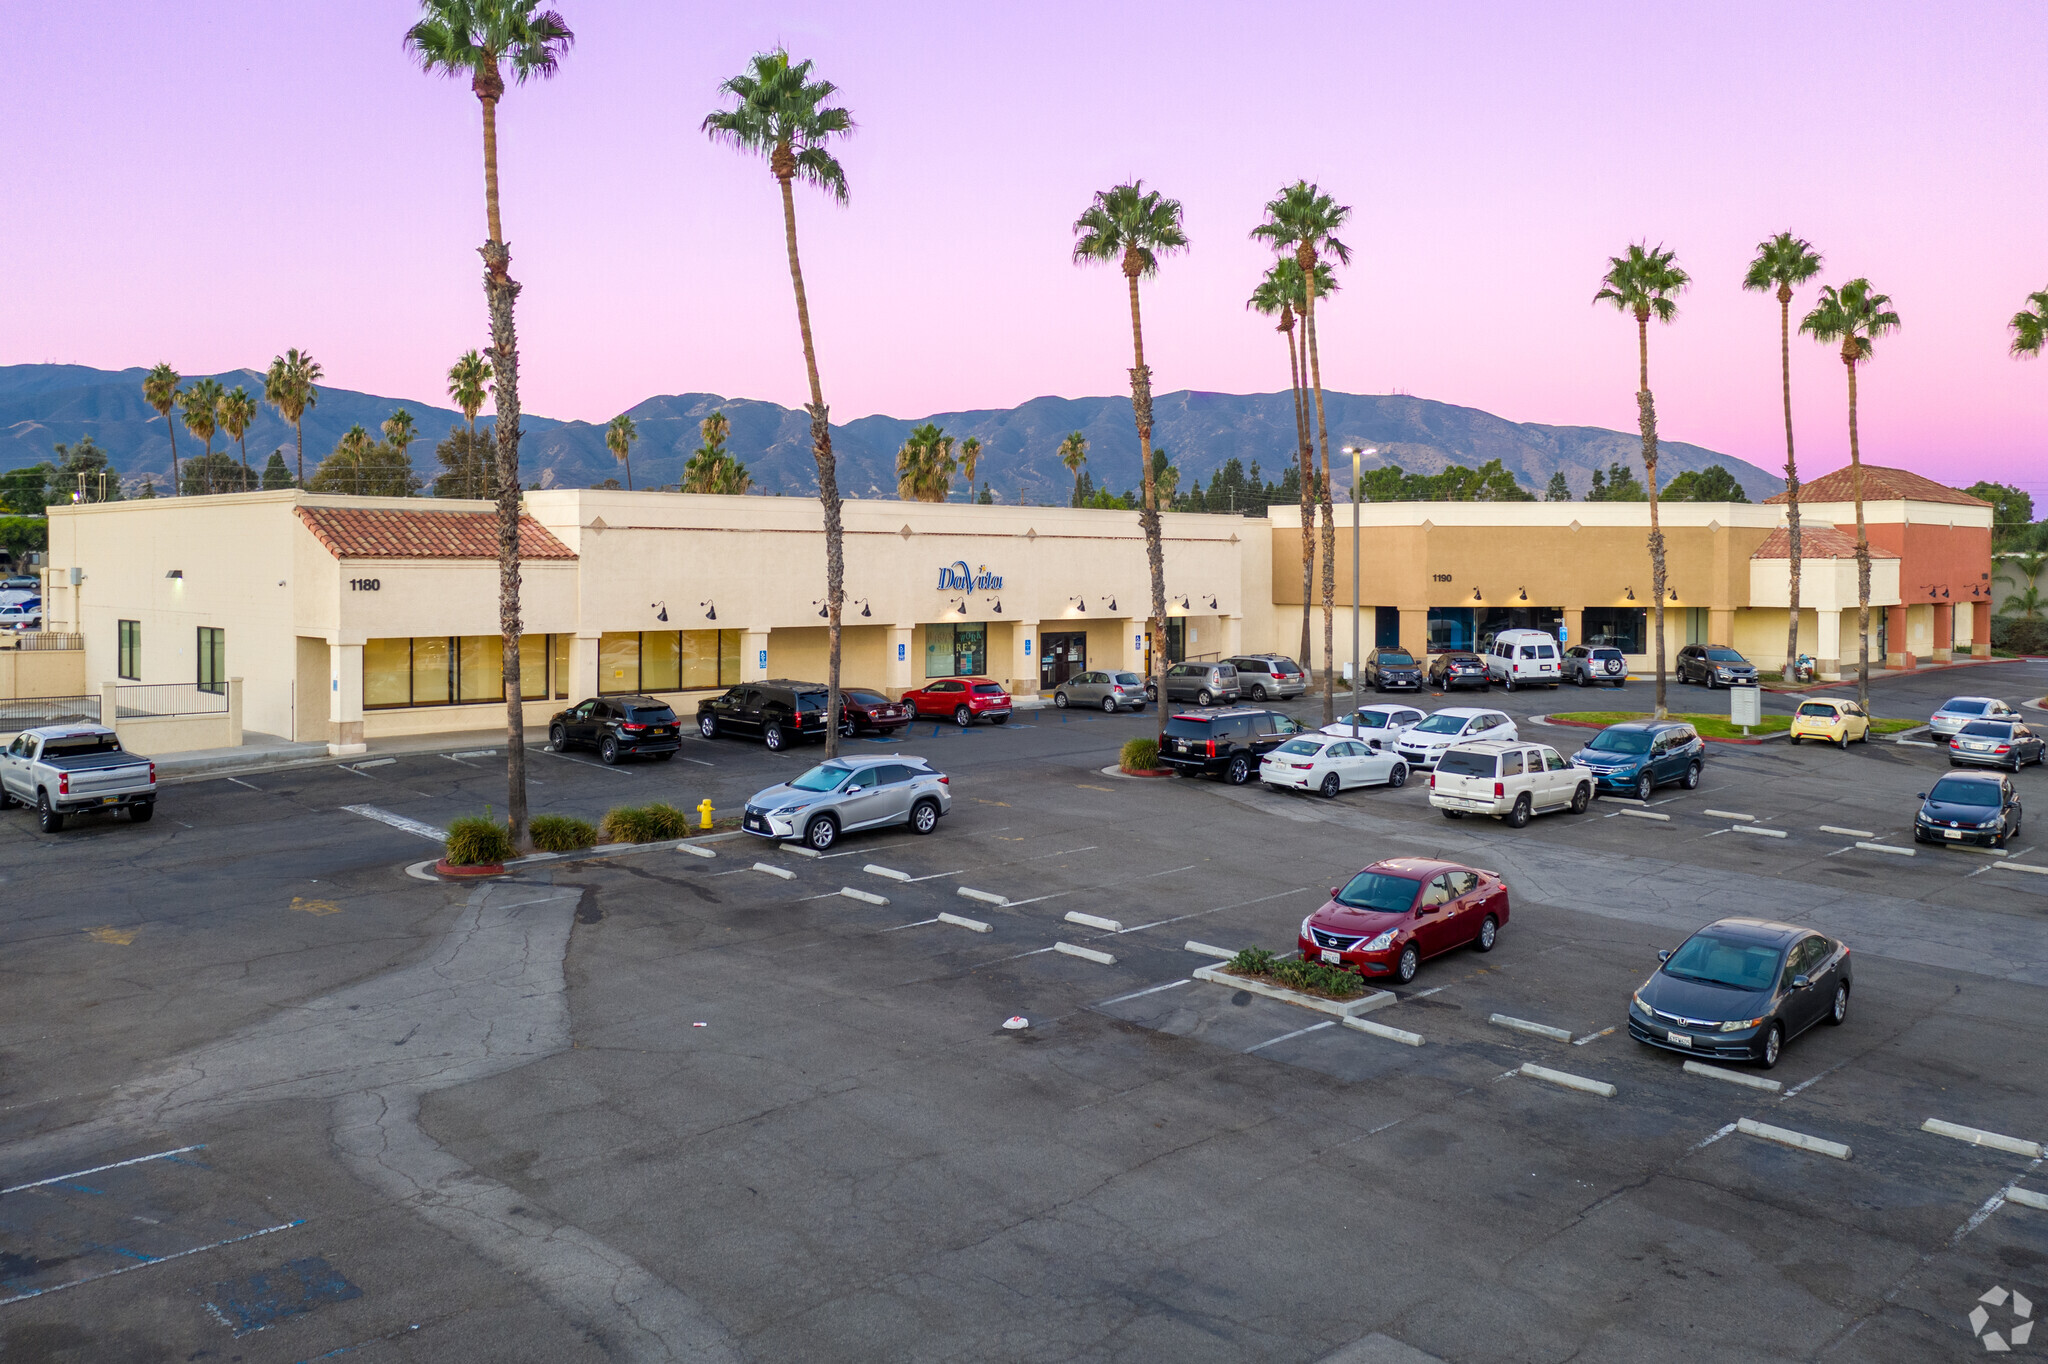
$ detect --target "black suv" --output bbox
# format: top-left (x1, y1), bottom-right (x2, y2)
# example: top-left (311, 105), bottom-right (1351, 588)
top-left (1158, 707), bottom-right (1308, 784)
top-left (698, 680), bottom-right (840, 752)
top-left (1364, 647), bottom-right (1423, 692)
top-left (549, 696), bottom-right (682, 764)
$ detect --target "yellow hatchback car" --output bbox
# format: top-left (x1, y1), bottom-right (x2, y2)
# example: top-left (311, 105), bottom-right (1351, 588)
top-left (1789, 698), bottom-right (1871, 747)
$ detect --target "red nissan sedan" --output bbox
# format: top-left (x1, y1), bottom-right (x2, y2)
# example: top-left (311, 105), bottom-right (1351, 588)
top-left (900, 677), bottom-right (1013, 727)
top-left (1298, 857), bottom-right (1509, 986)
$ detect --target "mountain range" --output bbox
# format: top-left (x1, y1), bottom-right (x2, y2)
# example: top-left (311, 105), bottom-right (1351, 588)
top-left (0, 363), bottom-right (1782, 504)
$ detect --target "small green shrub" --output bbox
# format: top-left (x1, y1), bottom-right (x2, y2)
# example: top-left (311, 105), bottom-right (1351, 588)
top-left (601, 802), bottom-right (691, 844)
top-left (1120, 737), bottom-right (1160, 771)
top-left (1228, 946), bottom-right (1279, 974)
top-left (529, 814), bottom-right (598, 853)
top-left (643, 802), bottom-right (689, 839)
top-left (444, 814), bottom-right (513, 866)
top-left (1223, 946), bottom-right (1365, 1000)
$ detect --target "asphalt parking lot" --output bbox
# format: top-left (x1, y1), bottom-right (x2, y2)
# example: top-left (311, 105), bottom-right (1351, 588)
top-left (2, 662), bottom-right (2046, 1361)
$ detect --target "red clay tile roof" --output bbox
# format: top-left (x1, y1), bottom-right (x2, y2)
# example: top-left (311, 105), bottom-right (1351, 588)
top-left (296, 506), bottom-right (576, 560)
top-left (1750, 526), bottom-right (1899, 560)
top-left (1762, 465), bottom-right (1989, 507)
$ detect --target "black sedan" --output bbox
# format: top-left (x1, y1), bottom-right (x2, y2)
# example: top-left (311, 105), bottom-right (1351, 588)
top-left (1948, 718), bottom-right (2047, 771)
top-left (841, 687), bottom-right (913, 735)
top-left (1427, 651), bottom-right (1489, 691)
top-left (1914, 771), bottom-right (2022, 847)
top-left (549, 695), bottom-right (682, 764)
top-left (1364, 648), bottom-right (1423, 692)
top-left (1628, 918), bottom-right (1850, 1069)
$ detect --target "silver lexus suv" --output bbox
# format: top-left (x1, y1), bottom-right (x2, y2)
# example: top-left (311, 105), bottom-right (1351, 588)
top-left (743, 755), bottom-right (950, 851)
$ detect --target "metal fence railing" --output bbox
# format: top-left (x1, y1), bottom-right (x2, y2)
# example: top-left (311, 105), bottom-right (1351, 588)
top-left (0, 695), bottom-right (101, 732)
top-left (114, 683), bottom-right (229, 719)
top-left (3, 633), bottom-right (83, 652)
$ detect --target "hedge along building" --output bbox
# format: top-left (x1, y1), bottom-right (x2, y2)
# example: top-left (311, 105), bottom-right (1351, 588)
top-left (41, 490), bottom-right (1253, 753)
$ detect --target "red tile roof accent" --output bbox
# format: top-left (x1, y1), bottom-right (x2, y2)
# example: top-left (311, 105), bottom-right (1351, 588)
top-left (1749, 526), bottom-right (1899, 560)
top-left (1762, 465), bottom-right (1989, 507)
top-left (296, 506), bottom-right (575, 560)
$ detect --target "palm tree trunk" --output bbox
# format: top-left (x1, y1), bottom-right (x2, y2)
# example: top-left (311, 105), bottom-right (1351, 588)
top-left (1286, 323), bottom-right (1314, 669)
top-left (1846, 356), bottom-right (1870, 710)
top-left (165, 417), bottom-right (180, 498)
top-left (1778, 288), bottom-right (1803, 681)
top-left (293, 417), bottom-right (305, 488)
top-left (778, 169), bottom-right (844, 760)
top-left (1125, 267), bottom-right (1170, 749)
top-left (203, 435), bottom-right (216, 497)
top-left (1636, 313), bottom-right (1668, 719)
top-left (1303, 283), bottom-right (1337, 725)
top-left (478, 79), bottom-right (528, 849)
top-left (624, 451), bottom-right (633, 491)
top-left (239, 434), bottom-right (250, 489)
top-left (481, 97), bottom-right (505, 245)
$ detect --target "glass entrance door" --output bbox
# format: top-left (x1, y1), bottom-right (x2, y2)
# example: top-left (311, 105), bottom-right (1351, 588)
top-left (1040, 631), bottom-right (1088, 689)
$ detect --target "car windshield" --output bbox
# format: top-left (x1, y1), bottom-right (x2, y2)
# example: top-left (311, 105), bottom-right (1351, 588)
top-left (787, 763), bottom-right (852, 793)
top-left (1412, 714), bottom-right (1470, 735)
top-left (1587, 730), bottom-right (1652, 754)
top-left (1276, 738), bottom-right (1323, 756)
top-left (1662, 933), bottom-right (1784, 991)
top-left (1592, 649), bottom-right (1623, 659)
top-left (1378, 652), bottom-right (1415, 666)
top-left (847, 690), bottom-right (889, 705)
top-left (1796, 703), bottom-right (1839, 718)
top-left (1342, 711), bottom-right (1390, 728)
top-left (794, 692), bottom-right (828, 711)
top-left (1163, 717), bottom-right (1213, 739)
top-left (1436, 750), bottom-right (1495, 778)
top-left (972, 683), bottom-right (1005, 694)
top-left (1273, 659), bottom-right (1302, 674)
top-left (1112, 672), bottom-right (1142, 685)
top-left (1335, 871), bottom-right (1421, 913)
top-left (1959, 721), bottom-right (2015, 737)
top-left (1929, 778), bottom-right (2001, 806)
top-left (1941, 700), bottom-right (1989, 716)
top-left (42, 734), bottom-right (124, 757)
top-left (1705, 649), bottom-right (1746, 663)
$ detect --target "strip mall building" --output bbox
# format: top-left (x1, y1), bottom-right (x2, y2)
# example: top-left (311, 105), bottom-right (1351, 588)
top-left (37, 464), bottom-right (1991, 752)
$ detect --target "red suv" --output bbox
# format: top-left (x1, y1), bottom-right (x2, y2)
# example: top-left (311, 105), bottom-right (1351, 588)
top-left (901, 677), bottom-right (1012, 727)
top-left (1297, 857), bottom-right (1509, 986)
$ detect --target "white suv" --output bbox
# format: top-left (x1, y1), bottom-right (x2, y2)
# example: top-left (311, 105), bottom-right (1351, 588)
top-left (1394, 708), bottom-right (1518, 770)
top-left (1486, 629), bottom-right (1563, 691)
top-left (1429, 740), bottom-right (1594, 827)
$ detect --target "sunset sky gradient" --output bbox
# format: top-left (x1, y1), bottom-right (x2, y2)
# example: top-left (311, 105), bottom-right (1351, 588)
top-left (7, 1), bottom-right (2046, 492)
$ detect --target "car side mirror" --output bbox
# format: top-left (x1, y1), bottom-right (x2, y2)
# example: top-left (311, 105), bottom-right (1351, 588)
top-left (1791, 974), bottom-right (1811, 989)
top-left (847, 784), bottom-right (864, 793)
top-left (1916, 793), bottom-right (1927, 801)
top-left (1657, 949), bottom-right (1671, 962)
top-left (1328, 887), bottom-right (1341, 899)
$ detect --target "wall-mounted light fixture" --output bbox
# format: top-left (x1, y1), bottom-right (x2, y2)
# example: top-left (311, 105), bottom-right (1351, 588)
top-left (1668, 588), bottom-right (1678, 602)
top-left (1177, 594), bottom-right (1191, 610)
top-left (1206, 595), bottom-right (1219, 610)
top-left (992, 599), bottom-right (1003, 614)
top-left (813, 599), bottom-right (828, 618)
top-left (700, 600), bottom-right (716, 621)
top-left (851, 598), bottom-right (873, 618)
top-left (1624, 586), bottom-right (1636, 601)
top-left (1106, 597), bottom-right (1116, 612)
top-left (165, 569), bottom-right (183, 580)
top-left (1517, 587), bottom-right (1528, 602)
top-left (652, 600), bottom-right (668, 622)
top-left (955, 598), bottom-right (969, 616)
top-left (1470, 587), bottom-right (1481, 602)
top-left (1070, 595), bottom-right (1087, 612)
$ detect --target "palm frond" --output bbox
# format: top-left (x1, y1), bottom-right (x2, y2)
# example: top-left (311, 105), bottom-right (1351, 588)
top-left (702, 49), bottom-right (856, 202)
top-left (1070, 180), bottom-right (1188, 275)
top-left (2010, 290), bottom-right (2048, 359)
top-left (1594, 241), bottom-right (1688, 320)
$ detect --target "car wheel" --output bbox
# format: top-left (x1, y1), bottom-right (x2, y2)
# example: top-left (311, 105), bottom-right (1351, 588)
top-left (1226, 755), bottom-right (1252, 785)
top-left (1196, 689), bottom-right (1214, 706)
top-left (2002, 812), bottom-right (2022, 846)
top-left (1504, 793), bottom-right (1532, 828)
top-left (990, 715), bottom-right (1009, 725)
top-left (1840, 731), bottom-right (1852, 750)
top-left (1503, 672), bottom-right (1516, 692)
top-left (1790, 734), bottom-right (1802, 745)
top-left (1394, 943), bottom-right (1420, 984)
top-left (549, 723), bottom-right (568, 751)
top-left (804, 813), bottom-right (838, 852)
top-left (1054, 692), bottom-right (1069, 708)
top-left (0, 786), bottom-right (13, 809)
top-left (1683, 761), bottom-right (1701, 790)
top-left (1636, 772), bottom-right (1655, 802)
top-left (1758, 1022), bottom-right (1783, 1070)
top-left (1388, 762), bottom-right (1409, 788)
top-left (1825, 981), bottom-right (1848, 1026)
top-left (1250, 684), bottom-right (1267, 701)
top-left (1441, 807), bottom-right (1465, 819)
top-left (129, 801), bottom-right (155, 823)
top-left (763, 722), bottom-right (786, 752)
top-left (841, 719), bottom-right (857, 739)
top-left (600, 736), bottom-right (620, 765)
top-left (1475, 914), bottom-right (1499, 952)
top-left (1145, 685), bottom-right (1158, 702)
top-left (910, 798), bottom-right (940, 834)
top-left (945, 706), bottom-right (970, 728)
top-left (1612, 679), bottom-right (1625, 689)
top-left (699, 714), bottom-right (718, 739)
top-left (1570, 783), bottom-right (1591, 814)
top-left (36, 791), bottom-right (62, 833)
top-left (1319, 771), bottom-right (1341, 799)
top-left (1577, 671), bottom-right (1588, 688)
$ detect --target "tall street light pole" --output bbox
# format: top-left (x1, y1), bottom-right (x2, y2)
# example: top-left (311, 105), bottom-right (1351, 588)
top-left (1344, 446), bottom-right (1375, 739)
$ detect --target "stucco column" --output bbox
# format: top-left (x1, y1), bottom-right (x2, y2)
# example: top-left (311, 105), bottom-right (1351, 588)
top-left (885, 625), bottom-right (914, 698)
top-left (741, 629), bottom-right (770, 682)
top-left (1708, 608), bottom-right (1734, 648)
top-left (99, 680), bottom-right (118, 730)
top-left (567, 634), bottom-right (601, 702)
top-left (1884, 605), bottom-right (1911, 670)
top-left (1931, 602), bottom-right (1953, 662)
top-left (328, 642), bottom-right (365, 755)
top-left (1973, 599), bottom-right (1993, 658)
top-left (1813, 610), bottom-right (1842, 681)
top-left (227, 677), bottom-right (244, 747)
top-left (1219, 614), bottom-right (1241, 657)
top-left (1011, 622), bottom-right (1037, 696)
top-left (1562, 607), bottom-right (1583, 651)
top-left (1399, 607), bottom-right (1429, 660)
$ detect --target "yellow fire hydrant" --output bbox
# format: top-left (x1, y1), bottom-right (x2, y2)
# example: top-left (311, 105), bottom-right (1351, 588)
top-left (697, 798), bottom-right (715, 830)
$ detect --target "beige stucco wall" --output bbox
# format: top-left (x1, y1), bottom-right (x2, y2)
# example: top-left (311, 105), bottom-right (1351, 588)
top-left (0, 646), bottom-right (86, 701)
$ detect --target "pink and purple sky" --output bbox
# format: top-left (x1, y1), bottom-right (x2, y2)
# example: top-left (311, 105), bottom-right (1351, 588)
top-left (7, 2), bottom-right (2046, 490)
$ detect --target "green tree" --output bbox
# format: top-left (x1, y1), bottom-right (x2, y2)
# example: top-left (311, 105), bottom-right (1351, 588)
top-left (958, 436), bottom-right (982, 495)
top-left (1662, 465), bottom-right (1750, 502)
top-left (1073, 179), bottom-right (1188, 744)
top-left (605, 412), bottom-right (638, 490)
top-left (311, 425), bottom-right (422, 496)
top-left (0, 515), bottom-right (50, 559)
top-left (1058, 431), bottom-right (1088, 504)
top-left (179, 378), bottom-right (225, 495)
top-left (1585, 460), bottom-right (1647, 501)
top-left (895, 422), bottom-right (955, 501)
top-left (975, 483), bottom-right (993, 505)
top-left (682, 410), bottom-right (751, 494)
top-left (2007, 584), bottom-right (2047, 622)
top-left (0, 465), bottom-right (56, 516)
top-left (1545, 470), bottom-right (1571, 501)
top-left (181, 451), bottom-right (252, 496)
top-left (261, 450), bottom-right (294, 490)
top-left (142, 363), bottom-right (183, 495)
top-left (218, 386), bottom-right (258, 486)
top-left (53, 435), bottom-right (120, 503)
top-left (703, 48), bottom-right (854, 759)
top-left (406, 0), bottom-right (574, 849)
top-left (1743, 233), bottom-right (1825, 682)
top-left (382, 409), bottom-right (420, 488)
top-left (445, 350), bottom-right (494, 498)
top-left (1968, 481), bottom-right (2034, 545)
top-left (433, 427), bottom-right (494, 498)
top-left (1070, 467), bottom-right (1096, 507)
top-left (1254, 181), bottom-right (1351, 723)
top-left (264, 349), bottom-right (322, 487)
top-left (1802, 278), bottom-right (1902, 711)
top-left (1596, 242), bottom-right (1689, 718)
top-left (2009, 288), bottom-right (2048, 362)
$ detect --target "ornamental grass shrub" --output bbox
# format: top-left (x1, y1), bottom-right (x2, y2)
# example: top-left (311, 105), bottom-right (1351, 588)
top-left (1120, 737), bottom-right (1160, 772)
top-left (443, 814), bottom-right (513, 866)
top-left (529, 814), bottom-right (598, 853)
top-left (1225, 945), bottom-right (1365, 999)
top-left (601, 802), bottom-right (690, 844)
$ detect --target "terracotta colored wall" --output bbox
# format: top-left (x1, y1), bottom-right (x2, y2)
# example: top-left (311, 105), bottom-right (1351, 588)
top-left (1855, 521), bottom-right (1992, 612)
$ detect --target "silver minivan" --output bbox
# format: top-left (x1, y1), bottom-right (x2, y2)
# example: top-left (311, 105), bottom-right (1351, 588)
top-left (742, 754), bottom-right (951, 851)
top-left (1149, 661), bottom-right (1241, 706)
top-left (1054, 670), bottom-right (1148, 712)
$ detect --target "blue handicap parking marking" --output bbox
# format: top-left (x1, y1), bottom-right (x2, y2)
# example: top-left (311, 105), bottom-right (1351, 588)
top-left (206, 1255), bottom-right (361, 1337)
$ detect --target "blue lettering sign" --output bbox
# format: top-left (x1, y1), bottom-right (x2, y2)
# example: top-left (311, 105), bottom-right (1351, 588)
top-left (936, 560), bottom-right (1004, 594)
top-left (758, 649), bottom-right (767, 669)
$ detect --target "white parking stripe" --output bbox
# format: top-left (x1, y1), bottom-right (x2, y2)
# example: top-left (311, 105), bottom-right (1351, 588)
top-left (1244, 1020), bottom-right (1335, 1053)
top-left (1097, 979), bottom-right (1192, 1006)
top-left (341, 804), bottom-right (448, 842)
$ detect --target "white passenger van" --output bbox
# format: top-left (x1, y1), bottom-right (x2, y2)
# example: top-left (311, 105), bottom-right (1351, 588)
top-left (1485, 629), bottom-right (1563, 691)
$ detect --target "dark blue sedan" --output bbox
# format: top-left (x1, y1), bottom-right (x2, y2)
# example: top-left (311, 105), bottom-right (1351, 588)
top-left (1628, 918), bottom-right (1851, 1069)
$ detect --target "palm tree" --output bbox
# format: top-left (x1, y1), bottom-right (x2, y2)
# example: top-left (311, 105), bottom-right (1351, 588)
top-left (2008, 584), bottom-right (2047, 623)
top-left (1742, 234), bottom-right (1825, 683)
top-left (218, 385), bottom-right (258, 488)
top-left (2011, 289), bottom-right (2048, 360)
top-left (605, 412), bottom-right (638, 490)
top-left (1253, 182), bottom-right (1350, 723)
top-left (958, 436), bottom-right (982, 498)
top-left (180, 378), bottom-right (225, 496)
top-left (1802, 279), bottom-right (1902, 712)
top-left (1998, 551), bottom-right (2048, 590)
top-left (1073, 180), bottom-right (1188, 744)
top-left (1248, 257), bottom-right (1335, 671)
top-left (142, 364), bottom-right (183, 495)
top-left (382, 409), bottom-right (419, 483)
top-left (704, 49), bottom-right (854, 758)
top-left (683, 411), bottom-right (751, 494)
top-left (895, 422), bottom-right (955, 501)
top-left (263, 349), bottom-right (322, 487)
top-left (406, 0), bottom-right (573, 850)
top-left (446, 349), bottom-right (494, 496)
top-left (1058, 431), bottom-right (1088, 503)
top-left (1595, 242), bottom-right (1690, 719)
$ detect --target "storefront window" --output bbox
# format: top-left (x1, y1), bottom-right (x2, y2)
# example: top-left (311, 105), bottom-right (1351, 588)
top-left (364, 633), bottom-right (567, 708)
top-left (411, 635), bottom-right (452, 706)
top-left (517, 633), bottom-right (548, 701)
top-left (364, 637), bottom-right (412, 707)
top-left (1428, 607), bottom-right (1475, 653)
top-left (642, 631), bottom-right (681, 692)
top-left (1581, 607), bottom-right (1646, 653)
top-left (459, 635), bottom-right (501, 702)
top-left (925, 622), bottom-right (988, 678)
top-left (197, 627), bottom-right (226, 695)
top-left (598, 629), bottom-right (744, 694)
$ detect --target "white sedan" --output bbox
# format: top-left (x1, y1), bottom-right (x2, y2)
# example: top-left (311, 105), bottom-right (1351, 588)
top-left (1260, 734), bottom-right (1411, 797)
top-left (1393, 707), bottom-right (1519, 770)
top-left (1319, 704), bottom-right (1425, 748)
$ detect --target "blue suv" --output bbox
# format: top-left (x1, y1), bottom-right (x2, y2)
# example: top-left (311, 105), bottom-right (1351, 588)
top-left (1568, 721), bottom-right (1704, 801)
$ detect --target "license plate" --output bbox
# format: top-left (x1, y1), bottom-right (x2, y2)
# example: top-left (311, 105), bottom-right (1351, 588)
top-left (1320, 949), bottom-right (1341, 964)
top-left (1944, 829), bottom-right (1962, 839)
top-left (651, 728), bottom-right (669, 735)
top-left (745, 815), bottom-right (764, 830)
top-left (1666, 1030), bottom-right (1692, 1047)
top-left (101, 796), bottom-right (118, 804)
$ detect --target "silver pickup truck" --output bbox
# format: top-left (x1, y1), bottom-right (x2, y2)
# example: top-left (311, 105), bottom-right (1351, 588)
top-left (0, 725), bottom-right (157, 832)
